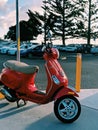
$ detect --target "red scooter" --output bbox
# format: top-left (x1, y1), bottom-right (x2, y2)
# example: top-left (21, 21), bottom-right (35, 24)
top-left (0, 43), bottom-right (81, 123)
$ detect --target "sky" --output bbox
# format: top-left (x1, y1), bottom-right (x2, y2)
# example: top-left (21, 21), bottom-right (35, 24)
top-left (0, 0), bottom-right (43, 39)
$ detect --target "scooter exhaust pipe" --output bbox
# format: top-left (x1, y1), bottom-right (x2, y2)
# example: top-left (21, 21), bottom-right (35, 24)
top-left (0, 87), bottom-right (13, 99)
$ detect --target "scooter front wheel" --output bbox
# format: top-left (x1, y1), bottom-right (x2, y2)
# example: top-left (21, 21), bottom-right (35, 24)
top-left (54, 95), bottom-right (81, 123)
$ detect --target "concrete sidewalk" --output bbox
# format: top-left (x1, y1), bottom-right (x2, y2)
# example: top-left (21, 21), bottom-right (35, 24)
top-left (78, 89), bottom-right (98, 109)
top-left (0, 89), bottom-right (98, 130)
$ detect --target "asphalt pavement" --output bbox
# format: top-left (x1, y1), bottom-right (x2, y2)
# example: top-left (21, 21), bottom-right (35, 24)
top-left (0, 53), bottom-right (98, 130)
top-left (0, 53), bottom-right (98, 89)
top-left (0, 89), bottom-right (98, 130)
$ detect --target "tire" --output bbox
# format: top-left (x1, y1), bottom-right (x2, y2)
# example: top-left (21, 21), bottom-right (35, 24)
top-left (54, 95), bottom-right (81, 123)
top-left (28, 53), bottom-right (33, 58)
top-left (84, 50), bottom-right (88, 54)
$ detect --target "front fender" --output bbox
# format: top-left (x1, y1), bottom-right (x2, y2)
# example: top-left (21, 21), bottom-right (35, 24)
top-left (54, 87), bottom-right (79, 100)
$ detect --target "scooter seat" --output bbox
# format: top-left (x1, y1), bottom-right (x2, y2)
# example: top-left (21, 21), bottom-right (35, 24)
top-left (3, 60), bottom-right (39, 74)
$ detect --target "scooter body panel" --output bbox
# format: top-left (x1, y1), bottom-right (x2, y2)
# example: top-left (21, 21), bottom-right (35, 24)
top-left (0, 68), bottom-right (22, 89)
top-left (0, 68), bottom-right (38, 94)
top-left (54, 87), bottom-right (79, 100)
top-left (0, 47), bottom-right (78, 104)
top-left (45, 58), bottom-right (68, 93)
top-left (0, 45), bottom-right (81, 123)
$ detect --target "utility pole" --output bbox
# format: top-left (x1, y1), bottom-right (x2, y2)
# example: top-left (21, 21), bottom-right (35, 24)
top-left (44, 0), bottom-right (47, 44)
top-left (16, 0), bottom-right (20, 61)
top-left (62, 0), bottom-right (65, 46)
top-left (87, 0), bottom-right (91, 45)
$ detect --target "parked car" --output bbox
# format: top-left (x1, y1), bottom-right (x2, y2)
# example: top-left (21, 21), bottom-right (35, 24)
top-left (0, 43), bottom-right (17, 54)
top-left (55, 45), bottom-right (66, 51)
top-left (20, 45), bottom-right (38, 57)
top-left (7, 47), bottom-right (17, 55)
top-left (61, 44), bottom-right (78, 52)
top-left (78, 44), bottom-right (92, 53)
top-left (90, 45), bottom-right (98, 54)
top-left (20, 45), bottom-right (44, 58)
top-left (0, 41), bottom-right (11, 49)
top-left (8, 44), bottom-right (32, 55)
top-left (53, 45), bottom-right (64, 50)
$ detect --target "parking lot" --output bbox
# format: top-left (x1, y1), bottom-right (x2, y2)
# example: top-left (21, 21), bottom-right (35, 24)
top-left (0, 53), bottom-right (98, 89)
top-left (0, 89), bottom-right (98, 130)
top-left (0, 53), bottom-right (98, 130)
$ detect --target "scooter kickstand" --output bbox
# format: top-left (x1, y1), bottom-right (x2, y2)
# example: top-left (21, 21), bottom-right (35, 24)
top-left (16, 99), bottom-right (27, 108)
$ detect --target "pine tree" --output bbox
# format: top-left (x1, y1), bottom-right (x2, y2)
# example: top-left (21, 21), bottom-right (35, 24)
top-left (83, 0), bottom-right (98, 44)
top-left (4, 10), bottom-right (42, 41)
top-left (42, 0), bottom-right (87, 45)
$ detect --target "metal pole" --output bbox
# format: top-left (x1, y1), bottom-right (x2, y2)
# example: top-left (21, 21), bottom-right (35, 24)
top-left (44, 0), bottom-right (46, 44)
top-left (75, 53), bottom-right (82, 92)
top-left (16, 0), bottom-right (20, 61)
top-left (62, 0), bottom-right (65, 46)
top-left (0, 93), bottom-right (4, 99)
top-left (87, 0), bottom-right (91, 45)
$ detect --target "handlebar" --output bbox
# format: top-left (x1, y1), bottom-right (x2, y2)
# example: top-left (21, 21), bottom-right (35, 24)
top-left (42, 42), bottom-right (53, 52)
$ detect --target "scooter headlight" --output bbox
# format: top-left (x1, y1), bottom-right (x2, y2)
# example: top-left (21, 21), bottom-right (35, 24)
top-left (51, 48), bottom-right (59, 59)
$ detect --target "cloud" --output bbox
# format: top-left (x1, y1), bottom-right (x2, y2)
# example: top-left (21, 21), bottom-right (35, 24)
top-left (0, 0), bottom-right (43, 38)
top-left (0, 0), bottom-right (16, 29)
top-left (20, 0), bottom-right (43, 19)
top-left (0, 0), bottom-right (15, 16)
top-left (0, 0), bottom-right (8, 15)
top-left (0, 0), bottom-right (8, 7)
top-left (0, 0), bottom-right (16, 38)
top-left (0, 10), bottom-right (16, 38)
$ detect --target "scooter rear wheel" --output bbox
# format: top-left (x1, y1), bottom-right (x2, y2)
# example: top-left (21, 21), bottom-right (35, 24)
top-left (54, 95), bottom-right (81, 123)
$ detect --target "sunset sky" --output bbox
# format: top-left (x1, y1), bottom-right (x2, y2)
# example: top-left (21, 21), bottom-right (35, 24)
top-left (0, 0), bottom-right (43, 39)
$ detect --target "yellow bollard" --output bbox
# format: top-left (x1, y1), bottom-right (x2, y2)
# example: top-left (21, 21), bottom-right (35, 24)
top-left (75, 53), bottom-right (82, 92)
top-left (0, 93), bottom-right (4, 99)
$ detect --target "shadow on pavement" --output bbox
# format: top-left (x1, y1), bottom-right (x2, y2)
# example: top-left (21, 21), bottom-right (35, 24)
top-left (0, 102), bottom-right (38, 119)
top-left (0, 102), bottom-right (9, 109)
top-left (25, 106), bottom-right (98, 130)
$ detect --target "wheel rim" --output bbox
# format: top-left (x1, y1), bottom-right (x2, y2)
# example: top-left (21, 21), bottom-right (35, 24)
top-left (58, 98), bottom-right (78, 120)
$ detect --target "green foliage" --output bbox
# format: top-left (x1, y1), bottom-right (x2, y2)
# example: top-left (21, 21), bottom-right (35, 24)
top-left (4, 10), bottom-right (42, 41)
top-left (4, 0), bottom-right (98, 44)
top-left (41, 0), bottom-right (88, 45)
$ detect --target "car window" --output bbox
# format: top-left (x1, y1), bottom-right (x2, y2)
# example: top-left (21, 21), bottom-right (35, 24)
top-left (34, 46), bottom-right (42, 50)
top-left (67, 44), bottom-right (75, 47)
top-left (34, 47), bottom-right (39, 50)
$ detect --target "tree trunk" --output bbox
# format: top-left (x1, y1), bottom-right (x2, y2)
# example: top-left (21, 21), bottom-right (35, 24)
top-left (87, 0), bottom-right (91, 45)
top-left (62, 0), bottom-right (65, 46)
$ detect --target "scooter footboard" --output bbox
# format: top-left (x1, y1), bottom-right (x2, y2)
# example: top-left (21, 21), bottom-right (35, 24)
top-left (54, 86), bottom-right (79, 100)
